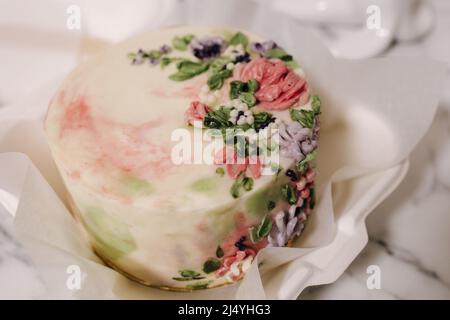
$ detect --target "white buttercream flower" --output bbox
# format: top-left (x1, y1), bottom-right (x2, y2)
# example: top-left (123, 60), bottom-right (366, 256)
top-left (226, 62), bottom-right (235, 70)
top-left (223, 255), bottom-right (254, 282)
top-left (228, 107), bottom-right (255, 126)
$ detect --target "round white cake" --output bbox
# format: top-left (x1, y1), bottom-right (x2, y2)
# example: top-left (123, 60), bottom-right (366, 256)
top-left (45, 26), bottom-right (321, 290)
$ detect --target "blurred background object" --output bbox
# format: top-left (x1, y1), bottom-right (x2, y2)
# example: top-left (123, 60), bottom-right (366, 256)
top-left (258, 0), bottom-right (434, 59)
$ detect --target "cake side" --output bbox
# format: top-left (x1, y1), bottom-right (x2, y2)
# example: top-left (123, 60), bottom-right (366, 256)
top-left (45, 26), bottom-right (321, 290)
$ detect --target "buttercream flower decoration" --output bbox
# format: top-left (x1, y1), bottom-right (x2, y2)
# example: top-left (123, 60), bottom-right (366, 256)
top-left (295, 168), bottom-right (316, 215)
top-left (250, 40), bottom-right (278, 55)
top-left (128, 30), bottom-right (320, 290)
top-left (268, 205), bottom-right (307, 247)
top-left (190, 36), bottom-right (225, 60)
top-left (278, 122), bottom-right (316, 162)
top-left (185, 101), bottom-right (211, 127)
top-left (234, 58), bottom-right (309, 110)
top-left (128, 45), bottom-right (172, 66)
top-left (215, 249), bottom-right (255, 281)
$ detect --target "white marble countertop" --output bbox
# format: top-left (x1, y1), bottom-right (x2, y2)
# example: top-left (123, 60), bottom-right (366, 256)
top-left (0, 0), bottom-right (449, 299)
top-left (300, 0), bottom-right (450, 299)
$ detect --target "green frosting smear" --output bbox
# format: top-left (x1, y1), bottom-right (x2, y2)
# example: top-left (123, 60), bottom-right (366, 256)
top-left (81, 207), bottom-right (136, 260)
top-left (122, 175), bottom-right (154, 196)
top-left (245, 177), bottom-right (285, 217)
top-left (189, 176), bottom-right (219, 193)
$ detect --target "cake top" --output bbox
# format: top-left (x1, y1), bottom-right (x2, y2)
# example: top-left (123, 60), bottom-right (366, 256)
top-left (45, 26), bottom-right (319, 214)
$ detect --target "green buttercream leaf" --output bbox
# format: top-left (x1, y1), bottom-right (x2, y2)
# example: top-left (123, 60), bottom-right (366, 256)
top-left (207, 68), bottom-right (232, 90)
top-left (229, 79), bottom-right (259, 106)
top-left (160, 57), bottom-right (183, 69)
top-left (267, 200), bottom-right (276, 211)
top-left (289, 108), bottom-right (315, 128)
top-left (203, 106), bottom-right (233, 129)
top-left (242, 177), bottom-right (254, 191)
top-left (216, 246), bottom-right (224, 258)
top-left (247, 79), bottom-right (259, 93)
top-left (169, 60), bottom-right (209, 81)
top-left (286, 60), bottom-right (300, 70)
top-left (229, 174), bottom-right (254, 198)
top-left (249, 226), bottom-right (260, 243)
top-left (239, 92), bottom-right (256, 108)
top-left (311, 95), bottom-right (321, 114)
top-left (210, 57), bottom-right (232, 73)
top-left (179, 270), bottom-right (201, 278)
top-left (172, 34), bottom-right (195, 51)
top-left (310, 187), bottom-right (316, 209)
top-left (230, 80), bottom-right (246, 100)
top-left (252, 111), bottom-right (274, 131)
top-left (186, 280), bottom-right (213, 290)
top-left (297, 150), bottom-right (317, 173)
top-left (230, 177), bottom-right (243, 199)
top-left (147, 49), bottom-right (163, 60)
top-left (203, 258), bottom-right (222, 273)
top-left (249, 216), bottom-right (273, 243)
top-left (281, 184), bottom-right (297, 205)
top-left (257, 216), bottom-right (273, 239)
top-left (228, 31), bottom-right (249, 47)
top-left (172, 277), bottom-right (205, 281)
top-left (265, 48), bottom-right (293, 61)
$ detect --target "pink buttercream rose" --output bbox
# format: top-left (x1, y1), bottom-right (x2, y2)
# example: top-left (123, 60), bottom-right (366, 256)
top-left (234, 58), bottom-right (309, 110)
top-left (184, 101), bottom-right (211, 126)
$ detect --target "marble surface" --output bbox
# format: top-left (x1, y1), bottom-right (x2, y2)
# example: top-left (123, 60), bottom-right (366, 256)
top-left (0, 0), bottom-right (449, 299)
top-left (300, 0), bottom-right (450, 299)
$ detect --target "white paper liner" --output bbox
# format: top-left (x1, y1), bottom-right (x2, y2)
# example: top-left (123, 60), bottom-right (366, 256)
top-left (0, 0), bottom-right (446, 299)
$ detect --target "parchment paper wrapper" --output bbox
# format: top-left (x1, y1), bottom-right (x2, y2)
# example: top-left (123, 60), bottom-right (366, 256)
top-left (0, 0), bottom-right (445, 299)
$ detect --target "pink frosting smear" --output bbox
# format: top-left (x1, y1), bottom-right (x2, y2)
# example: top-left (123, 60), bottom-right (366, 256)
top-left (58, 97), bottom-right (173, 183)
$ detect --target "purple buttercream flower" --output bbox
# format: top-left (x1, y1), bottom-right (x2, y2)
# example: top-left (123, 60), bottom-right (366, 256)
top-left (131, 48), bottom-right (146, 65)
top-left (262, 40), bottom-right (277, 51)
top-left (190, 36), bottom-right (225, 60)
top-left (234, 52), bottom-right (251, 63)
top-left (267, 205), bottom-right (305, 247)
top-left (301, 139), bottom-right (314, 154)
top-left (148, 57), bottom-right (159, 65)
top-left (279, 122), bottom-right (312, 162)
top-left (250, 40), bottom-right (278, 55)
top-left (132, 57), bottom-right (144, 65)
top-left (250, 42), bottom-right (264, 53)
top-left (160, 44), bottom-right (171, 54)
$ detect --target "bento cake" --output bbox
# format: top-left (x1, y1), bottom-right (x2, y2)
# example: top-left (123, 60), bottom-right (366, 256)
top-left (45, 26), bottom-right (321, 290)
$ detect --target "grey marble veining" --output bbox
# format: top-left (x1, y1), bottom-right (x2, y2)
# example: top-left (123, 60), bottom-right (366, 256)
top-left (299, 0), bottom-right (450, 299)
top-left (300, 94), bottom-right (450, 300)
top-left (0, 205), bottom-right (45, 299)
